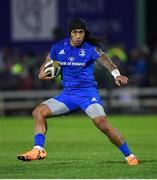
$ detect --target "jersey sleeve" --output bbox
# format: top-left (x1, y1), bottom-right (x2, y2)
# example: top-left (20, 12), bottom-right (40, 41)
top-left (92, 47), bottom-right (105, 61)
top-left (50, 44), bottom-right (57, 59)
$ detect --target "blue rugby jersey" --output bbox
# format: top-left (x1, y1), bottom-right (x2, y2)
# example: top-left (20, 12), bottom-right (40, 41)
top-left (50, 38), bottom-right (104, 89)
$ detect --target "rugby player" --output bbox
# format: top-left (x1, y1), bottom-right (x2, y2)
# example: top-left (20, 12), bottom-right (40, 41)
top-left (17, 18), bottom-right (139, 165)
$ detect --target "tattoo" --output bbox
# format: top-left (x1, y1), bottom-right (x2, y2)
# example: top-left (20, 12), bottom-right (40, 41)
top-left (94, 47), bottom-right (104, 56)
top-left (97, 53), bottom-right (117, 72)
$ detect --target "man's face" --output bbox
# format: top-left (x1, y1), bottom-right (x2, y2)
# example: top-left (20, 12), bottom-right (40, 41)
top-left (70, 29), bottom-right (85, 46)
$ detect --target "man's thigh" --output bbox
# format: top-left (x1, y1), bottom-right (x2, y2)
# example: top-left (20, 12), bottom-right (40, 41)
top-left (42, 92), bottom-right (78, 115)
top-left (73, 87), bottom-right (106, 118)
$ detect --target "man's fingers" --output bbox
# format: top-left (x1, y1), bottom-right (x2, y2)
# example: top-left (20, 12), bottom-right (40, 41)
top-left (122, 79), bottom-right (128, 85)
top-left (115, 79), bottom-right (128, 86)
top-left (115, 76), bottom-right (129, 86)
top-left (115, 80), bottom-right (121, 86)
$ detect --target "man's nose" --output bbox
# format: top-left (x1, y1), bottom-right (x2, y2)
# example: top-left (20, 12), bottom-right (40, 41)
top-left (76, 33), bottom-right (81, 38)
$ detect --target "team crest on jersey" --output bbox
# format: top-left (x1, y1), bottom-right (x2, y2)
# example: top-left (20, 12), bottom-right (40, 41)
top-left (79, 48), bottom-right (86, 57)
top-left (68, 56), bottom-right (75, 61)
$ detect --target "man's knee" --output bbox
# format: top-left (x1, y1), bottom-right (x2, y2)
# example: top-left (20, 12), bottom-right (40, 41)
top-left (92, 116), bottom-right (110, 133)
top-left (32, 104), bottom-right (53, 119)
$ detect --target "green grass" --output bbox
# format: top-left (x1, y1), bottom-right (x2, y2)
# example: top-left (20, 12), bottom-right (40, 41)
top-left (0, 114), bottom-right (157, 178)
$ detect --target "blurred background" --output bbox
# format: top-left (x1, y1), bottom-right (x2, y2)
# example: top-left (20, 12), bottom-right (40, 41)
top-left (0, 0), bottom-right (157, 115)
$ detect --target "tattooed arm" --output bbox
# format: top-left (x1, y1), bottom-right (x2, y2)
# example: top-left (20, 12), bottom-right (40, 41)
top-left (97, 53), bottom-right (129, 86)
top-left (97, 53), bottom-right (118, 72)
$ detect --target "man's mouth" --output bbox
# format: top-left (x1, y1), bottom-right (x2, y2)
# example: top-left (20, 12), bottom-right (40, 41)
top-left (76, 40), bottom-right (81, 44)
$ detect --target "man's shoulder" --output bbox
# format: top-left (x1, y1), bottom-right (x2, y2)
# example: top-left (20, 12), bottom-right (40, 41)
top-left (53, 38), bottom-right (69, 48)
top-left (84, 41), bottom-right (97, 50)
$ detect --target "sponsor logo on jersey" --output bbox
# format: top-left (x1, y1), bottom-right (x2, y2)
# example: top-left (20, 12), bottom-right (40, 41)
top-left (59, 49), bottom-right (65, 55)
top-left (58, 61), bottom-right (85, 66)
top-left (79, 48), bottom-right (86, 57)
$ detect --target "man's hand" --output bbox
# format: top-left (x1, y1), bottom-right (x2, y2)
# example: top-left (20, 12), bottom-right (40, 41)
top-left (38, 53), bottom-right (55, 81)
top-left (115, 76), bottom-right (129, 86)
top-left (38, 70), bottom-right (55, 81)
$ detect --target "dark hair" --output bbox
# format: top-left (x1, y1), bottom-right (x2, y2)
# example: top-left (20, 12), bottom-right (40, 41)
top-left (68, 18), bottom-right (86, 34)
top-left (68, 18), bottom-right (101, 47)
top-left (85, 30), bottom-right (101, 47)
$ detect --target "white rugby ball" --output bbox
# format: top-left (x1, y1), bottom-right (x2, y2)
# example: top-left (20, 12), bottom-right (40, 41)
top-left (44, 60), bottom-right (61, 78)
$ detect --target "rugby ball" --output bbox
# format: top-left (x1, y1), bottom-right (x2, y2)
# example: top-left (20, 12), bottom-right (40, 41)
top-left (44, 60), bottom-right (61, 78)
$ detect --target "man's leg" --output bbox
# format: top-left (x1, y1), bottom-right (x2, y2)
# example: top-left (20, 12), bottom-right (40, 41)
top-left (33, 104), bottom-right (52, 135)
top-left (17, 104), bottom-right (52, 161)
top-left (92, 115), bottom-right (139, 165)
top-left (17, 97), bottom-right (71, 161)
top-left (92, 116), bottom-right (124, 146)
top-left (85, 103), bottom-right (139, 165)
top-left (32, 104), bottom-right (53, 149)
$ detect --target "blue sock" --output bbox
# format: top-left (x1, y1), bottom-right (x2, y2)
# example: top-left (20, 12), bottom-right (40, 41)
top-left (118, 142), bottom-right (132, 157)
top-left (34, 133), bottom-right (45, 147)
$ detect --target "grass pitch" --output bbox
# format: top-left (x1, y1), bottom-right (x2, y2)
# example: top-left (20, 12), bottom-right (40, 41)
top-left (0, 114), bottom-right (157, 178)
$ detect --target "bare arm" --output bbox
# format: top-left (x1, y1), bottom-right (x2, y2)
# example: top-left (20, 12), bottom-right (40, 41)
top-left (97, 53), bottom-right (118, 72)
top-left (38, 53), bottom-right (55, 80)
top-left (97, 53), bottom-right (129, 86)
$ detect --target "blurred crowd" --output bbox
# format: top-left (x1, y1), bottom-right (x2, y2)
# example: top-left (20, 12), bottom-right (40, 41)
top-left (0, 48), bottom-right (54, 90)
top-left (0, 43), bottom-right (157, 91)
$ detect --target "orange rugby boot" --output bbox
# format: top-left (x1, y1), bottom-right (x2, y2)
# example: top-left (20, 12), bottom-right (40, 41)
top-left (126, 154), bottom-right (139, 166)
top-left (17, 147), bottom-right (46, 161)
